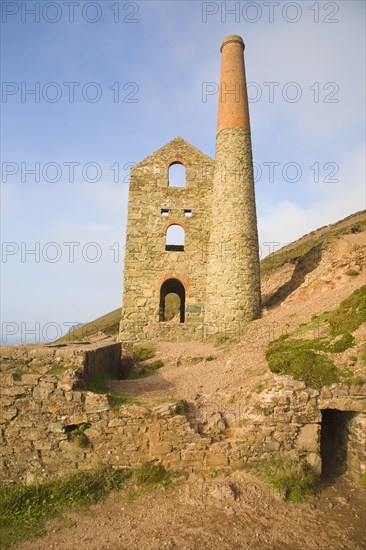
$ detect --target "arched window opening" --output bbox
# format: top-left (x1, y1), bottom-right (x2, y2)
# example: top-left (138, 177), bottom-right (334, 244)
top-left (159, 279), bottom-right (185, 323)
top-left (166, 224), bottom-right (185, 251)
top-left (168, 162), bottom-right (186, 188)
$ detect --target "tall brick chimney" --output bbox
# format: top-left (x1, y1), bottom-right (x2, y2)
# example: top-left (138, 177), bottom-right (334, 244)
top-left (217, 35), bottom-right (250, 134)
top-left (205, 35), bottom-right (261, 339)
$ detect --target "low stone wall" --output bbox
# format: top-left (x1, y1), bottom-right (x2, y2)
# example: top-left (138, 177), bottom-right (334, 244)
top-left (0, 342), bottom-right (126, 380)
top-left (83, 343), bottom-right (123, 380)
top-left (1, 357), bottom-right (365, 485)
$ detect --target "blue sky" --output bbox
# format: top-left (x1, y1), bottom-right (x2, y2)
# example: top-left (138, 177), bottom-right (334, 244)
top-left (1, 0), bottom-right (365, 344)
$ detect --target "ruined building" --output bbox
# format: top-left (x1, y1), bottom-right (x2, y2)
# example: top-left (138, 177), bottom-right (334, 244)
top-left (120, 35), bottom-right (261, 342)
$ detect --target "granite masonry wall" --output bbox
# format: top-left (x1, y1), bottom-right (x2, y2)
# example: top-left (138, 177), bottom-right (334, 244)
top-left (119, 137), bottom-right (215, 342)
top-left (204, 127), bottom-right (261, 337)
top-left (1, 346), bottom-right (365, 486)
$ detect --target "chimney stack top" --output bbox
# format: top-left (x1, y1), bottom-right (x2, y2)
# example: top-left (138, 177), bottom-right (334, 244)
top-left (220, 35), bottom-right (245, 52)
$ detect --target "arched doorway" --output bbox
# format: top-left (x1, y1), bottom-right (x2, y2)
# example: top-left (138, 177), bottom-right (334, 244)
top-left (159, 278), bottom-right (185, 323)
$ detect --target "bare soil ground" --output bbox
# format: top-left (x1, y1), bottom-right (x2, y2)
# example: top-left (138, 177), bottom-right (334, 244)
top-left (14, 232), bottom-right (366, 549)
top-left (16, 472), bottom-right (366, 550)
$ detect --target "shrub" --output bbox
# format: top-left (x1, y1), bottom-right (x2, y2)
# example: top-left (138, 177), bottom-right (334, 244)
top-left (69, 423), bottom-right (91, 448)
top-left (175, 400), bottom-right (189, 415)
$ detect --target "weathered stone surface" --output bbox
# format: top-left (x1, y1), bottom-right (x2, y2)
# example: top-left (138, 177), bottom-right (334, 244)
top-left (296, 424), bottom-right (320, 452)
top-left (206, 454), bottom-right (229, 467)
top-left (119, 137), bottom-right (215, 343)
top-left (1, 343), bottom-right (365, 485)
top-left (84, 393), bottom-right (110, 413)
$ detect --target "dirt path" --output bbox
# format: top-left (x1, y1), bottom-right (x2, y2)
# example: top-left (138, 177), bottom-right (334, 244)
top-left (15, 472), bottom-right (366, 550)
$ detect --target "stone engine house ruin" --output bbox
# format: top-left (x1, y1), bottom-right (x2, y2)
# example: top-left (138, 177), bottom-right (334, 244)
top-left (120, 35), bottom-right (261, 342)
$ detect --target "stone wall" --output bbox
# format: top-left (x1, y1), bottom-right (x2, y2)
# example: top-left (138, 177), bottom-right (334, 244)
top-left (119, 130), bottom-right (262, 343)
top-left (119, 136), bottom-right (215, 342)
top-left (0, 342), bottom-right (124, 380)
top-left (1, 352), bottom-right (365, 485)
top-left (204, 127), bottom-right (261, 336)
top-left (83, 343), bottom-right (123, 380)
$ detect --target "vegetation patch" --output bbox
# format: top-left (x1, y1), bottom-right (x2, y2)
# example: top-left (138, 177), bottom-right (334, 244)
top-left (125, 462), bottom-right (177, 501)
top-left (361, 343), bottom-right (366, 364)
top-left (260, 212), bottom-right (366, 277)
top-left (266, 286), bottom-right (366, 389)
top-left (56, 308), bottom-right (121, 343)
top-left (86, 373), bottom-right (135, 408)
top-left (133, 462), bottom-right (172, 488)
top-left (0, 462), bottom-right (178, 548)
top-left (4, 361), bottom-right (40, 379)
top-left (47, 365), bottom-right (67, 375)
top-left (247, 459), bottom-right (320, 503)
top-left (133, 343), bottom-right (156, 363)
top-left (327, 285), bottom-right (366, 336)
top-left (66, 423), bottom-right (92, 448)
top-left (345, 269), bottom-right (360, 277)
top-left (127, 360), bottom-right (164, 379)
top-left (0, 465), bottom-right (132, 549)
top-left (266, 336), bottom-right (339, 389)
top-left (328, 333), bottom-right (354, 353)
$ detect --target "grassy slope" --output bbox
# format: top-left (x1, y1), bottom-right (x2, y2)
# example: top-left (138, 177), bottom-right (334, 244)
top-left (57, 308), bottom-right (121, 343)
top-left (57, 210), bottom-right (366, 343)
top-left (260, 209), bottom-right (365, 275)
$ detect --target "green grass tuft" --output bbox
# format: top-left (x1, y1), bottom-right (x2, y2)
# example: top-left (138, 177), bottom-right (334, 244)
top-left (266, 338), bottom-right (339, 389)
top-left (48, 365), bottom-right (67, 375)
top-left (133, 344), bottom-right (156, 363)
top-left (0, 465), bottom-right (131, 549)
top-left (86, 373), bottom-right (135, 408)
top-left (127, 360), bottom-right (164, 380)
top-left (345, 269), bottom-right (360, 277)
top-left (328, 332), bottom-right (355, 353)
top-left (133, 462), bottom-right (172, 488)
top-left (327, 285), bottom-right (366, 337)
top-left (248, 459), bottom-right (320, 503)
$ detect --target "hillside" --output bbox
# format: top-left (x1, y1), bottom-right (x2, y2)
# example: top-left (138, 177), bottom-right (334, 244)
top-left (58, 210), bottom-right (365, 344)
top-left (57, 308), bottom-right (121, 343)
